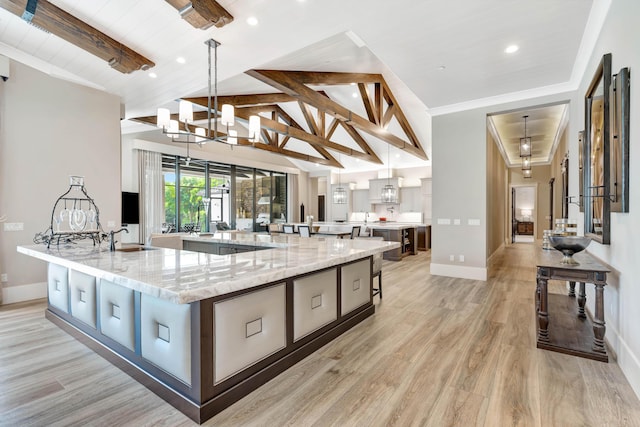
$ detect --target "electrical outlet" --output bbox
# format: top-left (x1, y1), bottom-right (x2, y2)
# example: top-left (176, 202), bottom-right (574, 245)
top-left (1, 273), bottom-right (7, 282)
top-left (459, 255), bottom-right (465, 262)
top-left (449, 254), bottom-right (455, 261)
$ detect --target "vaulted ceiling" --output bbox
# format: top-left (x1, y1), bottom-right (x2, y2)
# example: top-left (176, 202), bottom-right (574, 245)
top-left (0, 0), bottom-right (598, 172)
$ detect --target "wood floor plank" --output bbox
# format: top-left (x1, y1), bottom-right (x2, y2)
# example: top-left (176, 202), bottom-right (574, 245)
top-left (1, 244), bottom-right (639, 426)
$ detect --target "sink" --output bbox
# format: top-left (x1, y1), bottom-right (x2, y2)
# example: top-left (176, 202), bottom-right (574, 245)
top-left (116, 246), bottom-right (157, 252)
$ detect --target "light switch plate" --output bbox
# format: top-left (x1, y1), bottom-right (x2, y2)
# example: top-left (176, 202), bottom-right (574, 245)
top-left (3, 222), bottom-right (24, 231)
top-left (468, 219), bottom-right (481, 226)
top-left (437, 218), bottom-right (451, 225)
top-left (453, 219), bottom-right (461, 225)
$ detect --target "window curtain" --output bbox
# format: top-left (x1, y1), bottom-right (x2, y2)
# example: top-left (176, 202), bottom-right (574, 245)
top-left (288, 174), bottom-right (299, 222)
top-left (138, 150), bottom-right (163, 244)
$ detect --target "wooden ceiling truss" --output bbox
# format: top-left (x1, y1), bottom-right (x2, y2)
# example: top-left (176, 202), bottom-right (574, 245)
top-left (164, 0), bottom-right (233, 30)
top-left (246, 70), bottom-right (428, 160)
top-left (131, 72), bottom-right (426, 167)
top-left (0, 0), bottom-right (154, 73)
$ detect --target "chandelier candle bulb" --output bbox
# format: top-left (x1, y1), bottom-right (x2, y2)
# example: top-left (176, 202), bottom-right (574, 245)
top-left (228, 129), bottom-right (237, 145)
top-left (221, 104), bottom-right (234, 126)
top-left (249, 115), bottom-right (261, 142)
top-left (179, 100), bottom-right (193, 123)
top-left (168, 120), bottom-right (179, 135)
top-left (195, 127), bottom-right (206, 143)
top-left (157, 108), bottom-right (170, 128)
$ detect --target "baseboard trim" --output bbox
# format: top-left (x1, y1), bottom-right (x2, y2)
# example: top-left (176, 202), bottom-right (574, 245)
top-left (596, 308), bottom-right (640, 400)
top-left (2, 282), bottom-right (47, 305)
top-left (430, 263), bottom-right (487, 281)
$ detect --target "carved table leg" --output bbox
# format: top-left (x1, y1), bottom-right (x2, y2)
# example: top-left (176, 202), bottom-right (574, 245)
top-left (577, 282), bottom-right (586, 319)
top-left (537, 278), bottom-right (549, 343)
top-left (568, 281), bottom-right (576, 297)
top-left (593, 283), bottom-right (607, 354)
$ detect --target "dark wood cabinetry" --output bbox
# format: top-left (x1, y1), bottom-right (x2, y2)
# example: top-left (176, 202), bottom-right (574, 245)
top-left (417, 225), bottom-right (431, 250)
top-left (517, 221), bottom-right (534, 235)
top-left (372, 227), bottom-right (416, 261)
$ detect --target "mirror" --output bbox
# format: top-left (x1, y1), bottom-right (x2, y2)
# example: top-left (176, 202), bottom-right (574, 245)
top-left (610, 67), bottom-right (631, 212)
top-left (578, 131), bottom-right (584, 212)
top-left (584, 53), bottom-right (611, 244)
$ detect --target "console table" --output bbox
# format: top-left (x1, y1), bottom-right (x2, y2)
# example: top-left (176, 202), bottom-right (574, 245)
top-left (536, 250), bottom-right (610, 362)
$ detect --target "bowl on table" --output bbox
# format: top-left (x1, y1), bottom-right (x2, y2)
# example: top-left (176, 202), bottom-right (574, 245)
top-left (548, 235), bottom-right (592, 265)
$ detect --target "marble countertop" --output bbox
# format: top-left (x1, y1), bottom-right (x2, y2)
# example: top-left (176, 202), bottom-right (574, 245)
top-left (17, 233), bottom-right (399, 305)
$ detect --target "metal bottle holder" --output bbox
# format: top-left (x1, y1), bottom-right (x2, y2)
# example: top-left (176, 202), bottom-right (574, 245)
top-left (36, 176), bottom-right (105, 248)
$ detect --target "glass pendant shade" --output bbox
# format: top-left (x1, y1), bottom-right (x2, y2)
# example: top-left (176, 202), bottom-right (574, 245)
top-left (249, 115), bottom-right (261, 142)
top-left (333, 186), bottom-right (347, 204)
top-left (221, 104), bottom-right (234, 126)
top-left (381, 184), bottom-right (397, 203)
top-left (179, 100), bottom-right (193, 123)
top-left (194, 127), bottom-right (206, 143)
top-left (520, 137), bottom-right (532, 157)
top-left (522, 156), bottom-right (531, 170)
top-left (228, 129), bottom-right (238, 145)
top-left (523, 169), bottom-right (532, 179)
top-left (157, 108), bottom-right (170, 128)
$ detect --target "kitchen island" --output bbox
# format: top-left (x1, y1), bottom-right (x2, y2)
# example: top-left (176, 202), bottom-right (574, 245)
top-left (17, 234), bottom-right (399, 424)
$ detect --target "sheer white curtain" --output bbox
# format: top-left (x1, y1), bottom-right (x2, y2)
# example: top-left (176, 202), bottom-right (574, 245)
top-left (138, 150), bottom-right (163, 244)
top-left (288, 174), bottom-right (299, 222)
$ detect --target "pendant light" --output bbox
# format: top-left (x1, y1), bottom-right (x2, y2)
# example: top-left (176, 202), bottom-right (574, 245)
top-left (519, 115), bottom-right (532, 157)
top-left (333, 155), bottom-right (347, 204)
top-left (381, 144), bottom-right (397, 203)
top-left (156, 39), bottom-right (261, 151)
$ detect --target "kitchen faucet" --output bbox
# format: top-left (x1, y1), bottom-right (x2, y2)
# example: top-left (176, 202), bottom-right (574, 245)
top-left (109, 227), bottom-right (129, 251)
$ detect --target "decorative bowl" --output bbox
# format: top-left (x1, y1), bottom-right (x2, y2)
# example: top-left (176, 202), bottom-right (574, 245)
top-left (548, 236), bottom-right (592, 265)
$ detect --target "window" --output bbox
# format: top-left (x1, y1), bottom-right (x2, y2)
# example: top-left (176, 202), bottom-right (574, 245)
top-left (162, 154), bottom-right (286, 233)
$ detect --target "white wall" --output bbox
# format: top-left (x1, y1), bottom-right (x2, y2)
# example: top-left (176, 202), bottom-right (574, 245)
top-left (0, 61), bottom-right (121, 304)
top-left (570, 0), bottom-right (640, 398)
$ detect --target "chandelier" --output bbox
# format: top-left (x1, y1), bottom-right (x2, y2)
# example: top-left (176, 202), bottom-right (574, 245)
top-left (155, 39), bottom-right (261, 149)
top-left (520, 115), bottom-right (532, 178)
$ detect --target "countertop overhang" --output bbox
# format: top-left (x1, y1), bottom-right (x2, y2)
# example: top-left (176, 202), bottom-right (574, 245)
top-left (18, 233), bottom-right (399, 304)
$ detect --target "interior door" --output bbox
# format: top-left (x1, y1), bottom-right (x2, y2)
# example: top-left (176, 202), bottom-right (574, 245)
top-left (318, 195), bottom-right (325, 222)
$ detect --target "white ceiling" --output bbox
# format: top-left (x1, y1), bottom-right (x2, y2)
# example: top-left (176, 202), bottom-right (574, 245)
top-left (488, 103), bottom-right (569, 168)
top-left (0, 0), bottom-right (598, 173)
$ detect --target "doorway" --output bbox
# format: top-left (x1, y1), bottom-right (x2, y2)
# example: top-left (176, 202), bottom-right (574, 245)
top-left (511, 184), bottom-right (537, 243)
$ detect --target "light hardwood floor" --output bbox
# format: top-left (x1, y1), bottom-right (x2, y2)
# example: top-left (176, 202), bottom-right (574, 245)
top-left (2, 243), bottom-right (640, 426)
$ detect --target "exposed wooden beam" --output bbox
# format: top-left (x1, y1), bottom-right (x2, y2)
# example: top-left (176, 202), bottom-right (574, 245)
top-left (267, 71), bottom-right (381, 85)
top-left (358, 83), bottom-right (378, 125)
top-left (233, 107), bottom-right (381, 164)
top-left (382, 82), bottom-right (425, 154)
top-left (246, 69), bottom-right (428, 160)
top-left (0, 0), bottom-right (154, 74)
top-left (165, 0), bottom-right (233, 29)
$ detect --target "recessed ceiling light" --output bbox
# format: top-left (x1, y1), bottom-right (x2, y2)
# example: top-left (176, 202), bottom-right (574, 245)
top-left (352, 92), bottom-right (358, 98)
top-left (395, 154), bottom-right (400, 158)
top-left (505, 45), bottom-right (519, 54)
top-left (176, 57), bottom-right (186, 64)
top-left (149, 72), bottom-right (157, 78)
top-left (350, 82), bottom-right (356, 86)
top-left (437, 65), bottom-right (446, 71)
top-left (247, 16), bottom-right (258, 26)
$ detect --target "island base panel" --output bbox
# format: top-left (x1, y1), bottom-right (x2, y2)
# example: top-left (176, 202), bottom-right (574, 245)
top-left (46, 301), bottom-right (374, 424)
